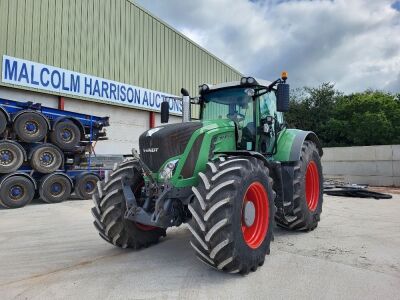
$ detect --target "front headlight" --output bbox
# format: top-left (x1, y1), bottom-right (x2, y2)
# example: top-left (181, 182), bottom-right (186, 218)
top-left (159, 159), bottom-right (179, 180)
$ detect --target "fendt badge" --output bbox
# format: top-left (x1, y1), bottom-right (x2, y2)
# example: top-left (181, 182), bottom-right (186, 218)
top-left (143, 148), bottom-right (159, 153)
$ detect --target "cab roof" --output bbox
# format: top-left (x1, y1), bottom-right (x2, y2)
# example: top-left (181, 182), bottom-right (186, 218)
top-left (203, 78), bottom-right (273, 91)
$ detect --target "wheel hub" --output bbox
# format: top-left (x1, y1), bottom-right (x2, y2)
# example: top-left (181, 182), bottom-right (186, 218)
top-left (51, 182), bottom-right (63, 195)
top-left (241, 182), bottom-right (269, 249)
top-left (0, 150), bottom-right (13, 165)
top-left (25, 121), bottom-right (39, 134)
top-left (40, 152), bottom-right (54, 166)
top-left (61, 129), bottom-right (73, 141)
top-left (243, 201), bottom-right (256, 227)
top-left (10, 185), bottom-right (24, 200)
top-left (85, 181), bottom-right (95, 192)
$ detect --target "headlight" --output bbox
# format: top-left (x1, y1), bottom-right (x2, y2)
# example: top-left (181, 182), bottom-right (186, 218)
top-left (247, 77), bottom-right (256, 84)
top-left (240, 77), bottom-right (257, 85)
top-left (159, 159), bottom-right (179, 180)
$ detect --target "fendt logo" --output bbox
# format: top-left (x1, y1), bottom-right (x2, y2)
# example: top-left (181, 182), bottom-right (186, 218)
top-left (143, 148), bottom-right (159, 153)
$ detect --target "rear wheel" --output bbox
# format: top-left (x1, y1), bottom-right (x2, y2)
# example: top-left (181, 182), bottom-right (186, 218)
top-left (50, 121), bottom-right (81, 151)
top-left (75, 173), bottom-right (99, 199)
top-left (13, 112), bottom-right (48, 143)
top-left (39, 173), bottom-right (72, 203)
top-left (91, 159), bottom-right (166, 248)
top-left (0, 175), bottom-right (35, 208)
top-left (0, 111), bottom-right (7, 135)
top-left (188, 156), bottom-right (275, 274)
top-left (30, 144), bottom-right (63, 173)
top-left (0, 141), bottom-right (24, 173)
top-left (275, 141), bottom-right (323, 231)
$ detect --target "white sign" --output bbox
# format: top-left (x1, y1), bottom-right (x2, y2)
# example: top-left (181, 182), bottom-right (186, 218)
top-left (1, 55), bottom-right (182, 115)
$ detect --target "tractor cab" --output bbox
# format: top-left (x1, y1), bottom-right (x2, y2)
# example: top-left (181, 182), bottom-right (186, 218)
top-left (198, 74), bottom-right (289, 155)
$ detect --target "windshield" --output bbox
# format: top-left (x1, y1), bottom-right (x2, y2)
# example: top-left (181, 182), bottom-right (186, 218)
top-left (201, 87), bottom-right (254, 125)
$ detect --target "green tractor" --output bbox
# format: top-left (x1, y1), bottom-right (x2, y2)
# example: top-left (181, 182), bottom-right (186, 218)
top-left (91, 73), bottom-right (323, 274)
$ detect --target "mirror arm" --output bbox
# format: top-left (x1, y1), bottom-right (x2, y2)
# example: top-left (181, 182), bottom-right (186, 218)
top-left (267, 78), bottom-right (283, 92)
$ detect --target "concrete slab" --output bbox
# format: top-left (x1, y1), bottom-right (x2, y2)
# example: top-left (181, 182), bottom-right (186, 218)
top-left (0, 196), bottom-right (399, 299)
top-left (323, 161), bottom-right (393, 177)
top-left (322, 145), bottom-right (393, 162)
top-left (392, 145), bottom-right (400, 161)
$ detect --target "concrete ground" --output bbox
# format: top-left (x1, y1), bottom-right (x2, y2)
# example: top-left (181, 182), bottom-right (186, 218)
top-left (0, 194), bottom-right (399, 300)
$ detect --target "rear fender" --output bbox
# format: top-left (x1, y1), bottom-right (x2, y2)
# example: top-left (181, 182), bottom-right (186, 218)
top-left (274, 129), bottom-right (323, 162)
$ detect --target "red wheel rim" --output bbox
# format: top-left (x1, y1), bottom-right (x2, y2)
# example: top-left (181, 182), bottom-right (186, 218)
top-left (133, 182), bottom-right (157, 231)
top-left (241, 182), bottom-right (269, 249)
top-left (305, 161), bottom-right (320, 212)
top-left (135, 222), bottom-right (157, 231)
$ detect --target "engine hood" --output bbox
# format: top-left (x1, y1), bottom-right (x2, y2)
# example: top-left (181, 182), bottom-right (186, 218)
top-left (139, 120), bottom-right (234, 172)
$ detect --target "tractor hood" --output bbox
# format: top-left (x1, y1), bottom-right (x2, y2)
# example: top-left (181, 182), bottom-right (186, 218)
top-left (139, 120), bottom-right (234, 172)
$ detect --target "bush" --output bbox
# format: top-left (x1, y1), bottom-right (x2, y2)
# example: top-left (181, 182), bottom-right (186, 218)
top-left (285, 84), bottom-right (400, 147)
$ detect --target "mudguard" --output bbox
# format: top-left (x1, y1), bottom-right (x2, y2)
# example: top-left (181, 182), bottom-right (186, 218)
top-left (273, 129), bottom-right (323, 162)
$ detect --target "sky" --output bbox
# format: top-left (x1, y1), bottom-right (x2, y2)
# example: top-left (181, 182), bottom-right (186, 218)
top-left (135, 0), bottom-right (400, 93)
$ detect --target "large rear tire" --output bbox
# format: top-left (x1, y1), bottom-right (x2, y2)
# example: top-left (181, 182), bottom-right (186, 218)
top-left (30, 144), bottom-right (63, 173)
top-left (39, 173), bottom-right (72, 203)
top-left (275, 141), bottom-right (323, 231)
top-left (188, 156), bottom-right (275, 274)
top-left (50, 121), bottom-right (81, 151)
top-left (0, 175), bottom-right (35, 209)
top-left (91, 159), bottom-right (166, 248)
top-left (13, 111), bottom-right (48, 143)
top-left (0, 141), bottom-right (25, 173)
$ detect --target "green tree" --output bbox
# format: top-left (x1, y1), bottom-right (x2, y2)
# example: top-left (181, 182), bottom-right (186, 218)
top-left (285, 86), bottom-right (400, 146)
top-left (329, 91), bottom-right (400, 146)
top-left (285, 83), bottom-right (340, 145)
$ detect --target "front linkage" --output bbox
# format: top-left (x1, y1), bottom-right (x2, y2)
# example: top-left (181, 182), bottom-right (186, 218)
top-left (122, 149), bottom-right (191, 229)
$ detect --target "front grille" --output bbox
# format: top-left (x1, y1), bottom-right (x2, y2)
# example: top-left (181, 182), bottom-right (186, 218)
top-left (139, 122), bottom-right (202, 172)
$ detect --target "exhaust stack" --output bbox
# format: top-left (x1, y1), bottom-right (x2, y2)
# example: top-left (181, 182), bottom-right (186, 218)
top-left (181, 88), bottom-right (190, 123)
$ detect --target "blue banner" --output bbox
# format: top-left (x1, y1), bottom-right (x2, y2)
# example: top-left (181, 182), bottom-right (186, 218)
top-left (1, 55), bottom-right (182, 115)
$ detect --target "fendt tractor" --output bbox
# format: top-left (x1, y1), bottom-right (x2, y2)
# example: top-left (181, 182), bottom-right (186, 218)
top-left (91, 73), bottom-right (324, 274)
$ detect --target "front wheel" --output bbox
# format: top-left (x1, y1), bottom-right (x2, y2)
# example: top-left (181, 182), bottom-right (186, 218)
top-left (91, 159), bottom-right (166, 249)
top-left (188, 156), bottom-right (275, 274)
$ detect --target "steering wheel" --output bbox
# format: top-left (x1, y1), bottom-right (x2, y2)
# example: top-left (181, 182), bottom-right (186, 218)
top-left (227, 112), bottom-right (245, 122)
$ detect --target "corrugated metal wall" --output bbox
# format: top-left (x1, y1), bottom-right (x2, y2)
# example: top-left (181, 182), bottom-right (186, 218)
top-left (0, 0), bottom-right (242, 117)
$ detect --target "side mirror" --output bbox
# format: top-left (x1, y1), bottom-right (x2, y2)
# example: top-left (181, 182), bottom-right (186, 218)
top-left (161, 101), bottom-right (170, 123)
top-left (277, 83), bottom-right (289, 112)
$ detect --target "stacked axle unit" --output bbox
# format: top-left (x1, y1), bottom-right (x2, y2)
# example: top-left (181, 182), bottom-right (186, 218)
top-left (0, 98), bottom-right (109, 208)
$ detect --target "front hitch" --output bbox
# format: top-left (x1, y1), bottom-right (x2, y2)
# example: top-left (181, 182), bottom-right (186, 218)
top-left (121, 175), bottom-right (181, 228)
